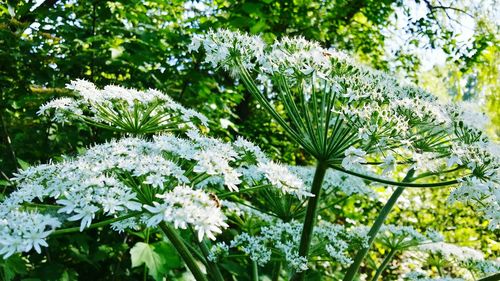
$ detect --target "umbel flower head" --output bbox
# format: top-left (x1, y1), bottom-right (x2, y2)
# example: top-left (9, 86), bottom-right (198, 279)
top-left (0, 129), bottom-right (313, 258)
top-left (191, 29), bottom-right (499, 229)
top-left (208, 220), bottom-right (369, 272)
top-left (38, 79), bottom-right (208, 134)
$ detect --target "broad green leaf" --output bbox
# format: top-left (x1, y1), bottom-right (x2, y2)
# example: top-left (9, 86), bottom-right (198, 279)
top-left (130, 242), bottom-right (167, 281)
top-left (152, 242), bottom-right (182, 270)
top-left (1, 255), bottom-right (27, 281)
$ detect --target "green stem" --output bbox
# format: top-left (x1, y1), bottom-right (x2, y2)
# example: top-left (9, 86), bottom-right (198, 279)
top-left (22, 202), bottom-right (62, 209)
top-left (196, 235), bottom-right (225, 281)
top-left (51, 212), bottom-right (142, 235)
top-left (329, 165), bottom-right (458, 188)
top-left (252, 260), bottom-right (259, 281)
top-left (290, 161), bottom-right (328, 281)
top-left (271, 261), bottom-right (282, 281)
top-left (317, 196), bottom-right (350, 213)
top-left (143, 228), bottom-right (150, 281)
top-left (469, 269), bottom-right (477, 281)
top-left (158, 222), bottom-right (208, 281)
top-left (218, 184), bottom-right (271, 199)
top-left (342, 169), bottom-right (415, 281)
top-left (371, 248), bottom-right (397, 281)
top-left (437, 264), bottom-right (444, 277)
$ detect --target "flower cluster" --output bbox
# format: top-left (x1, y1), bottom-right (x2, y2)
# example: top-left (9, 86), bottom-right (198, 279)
top-left (0, 210), bottom-right (60, 258)
top-left (413, 241), bottom-right (500, 279)
top-left (0, 131), bottom-right (309, 258)
top-left (418, 242), bottom-right (485, 261)
top-left (38, 79), bottom-right (208, 134)
top-left (192, 29), bottom-right (499, 229)
top-left (144, 185), bottom-right (228, 241)
top-left (190, 29), bottom-right (265, 75)
top-left (448, 176), bottom-right (499, 229)
top-left (376, 225), bottom-right (428, 250)
top-left (404, 271), bottom-right (466, 281)
top-left (237, 162), bottom-right (313, 199)
top-left (209, 220), bottom-right (368, 271)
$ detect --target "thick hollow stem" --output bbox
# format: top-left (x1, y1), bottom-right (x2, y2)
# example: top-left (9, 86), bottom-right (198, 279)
top-left (158, 222), bottom-right (208, 281)
top-left (342, 169), bottom-right (415, 281)
top-left (371, 248), bottom-right (397, 281)
top-left (252, 260), bottom-right (259, 281)
top-left (290, 161), bottom-right (328, 281)
top-left (272, 261), bottom-right (282, 281)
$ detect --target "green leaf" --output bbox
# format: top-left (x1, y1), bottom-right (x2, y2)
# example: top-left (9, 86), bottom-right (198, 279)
top-left (1, 255), bottom-right (27, 281)
top-left (250, 20), bottom-right (267, 34)
top-left (152, 242), bottom-right (182, 270)
top-left (130, 242), bottom-right (167, 281)
top-left (17, 158), bottom-right (30, 170)
top-left (0, 180), bottom-right (10, 186)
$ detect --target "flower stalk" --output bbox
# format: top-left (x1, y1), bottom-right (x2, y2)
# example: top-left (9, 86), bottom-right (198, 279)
top-left (51, 212), bottom-right (142, 236)
top-left (196, 235), bottom-right (225, 281)
top-left (158, 222), bottom-right (208, 281)
top-left (330, 165), bottom-right (459, 188)
top-left (342, 169), bottom-right (415, 281)
top-left (252, 260), bottom-right (259, 281)
top-left (370, 247), bottom-right (397, 281)
top-left (290, 160), bottom-right (328, 281)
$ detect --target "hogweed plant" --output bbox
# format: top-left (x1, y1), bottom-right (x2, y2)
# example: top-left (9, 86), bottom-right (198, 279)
top-left (1, 81), bottom-right (391, 281)
top-left (1, 81), bottom-right (315, 280)
top-left (192, 29), bottom-right (499, 280)
top-left (0, 72), bottom-right (497, 280)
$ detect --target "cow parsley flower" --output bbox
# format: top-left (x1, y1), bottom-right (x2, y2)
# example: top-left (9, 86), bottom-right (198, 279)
top-left (377, 225), bottom-right (428, 250)
top-left (448, 177), bottom-right (499, 230)
top-left (1, 126), bottom-right (311, 257)
top-left (405, 271), bottom-right (466, 281)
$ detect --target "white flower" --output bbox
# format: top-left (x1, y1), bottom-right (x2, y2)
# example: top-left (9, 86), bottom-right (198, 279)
top-left (446, 155), bottom-right (463, 168)
top-left (411, 152), bottom-right (441, 172)
top-left (188, 35), bottom-right (202, 52)
top-left (381, 154), bottom-right (396, 174)
top-left (226, 220), bottom-right (366, 271)
top-left (40, 80), bottom-right (208, 134)
top-left (144, 173), bottom-right (165, 189)
top-left (418, 242), bottom-right (484, 262)
top-left (143, 185), bottom-right (228, 241)
top-left (342, 146), bottom-right (367, 169)
top-left (207, 242), bottom-right (229, 262)
top-left (0, 210), bottom-right (60, 258)
top-left (67, 205), bottom-right (100, 231)
top-left (257, 162), bottom-right (313, 199)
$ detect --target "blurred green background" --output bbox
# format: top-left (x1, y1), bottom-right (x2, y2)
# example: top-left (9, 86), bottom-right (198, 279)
top-left (0, 0), bottom-right (498, 280)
